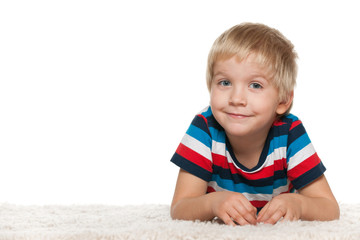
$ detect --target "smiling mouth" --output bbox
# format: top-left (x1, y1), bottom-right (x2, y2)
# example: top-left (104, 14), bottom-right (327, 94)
top-left (227, 113), bottom-right (251, 119)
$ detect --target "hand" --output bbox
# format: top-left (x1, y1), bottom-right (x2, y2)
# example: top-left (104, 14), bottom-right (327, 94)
top-left (257, 193), bottom-right (302, 224)
top-left (210, 191), bottom-right (257, 226)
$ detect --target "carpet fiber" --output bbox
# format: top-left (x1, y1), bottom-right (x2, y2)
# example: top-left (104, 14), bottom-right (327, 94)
top-left (0, 203), bottom-right (359, 239)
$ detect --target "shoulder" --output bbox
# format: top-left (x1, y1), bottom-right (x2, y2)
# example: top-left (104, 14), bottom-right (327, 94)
top-left (274, 113), bottom-right (304, 133)
top-left (193, 106), bottom-right (223, 131)
top-left (189, 106), bottom-right (226, 144)
top-left (277, 113), bottom-right (300, 125)
top-left (282, 113), bottom-right (314, 157)
top-left (270, 113), bottom-right (309, 148)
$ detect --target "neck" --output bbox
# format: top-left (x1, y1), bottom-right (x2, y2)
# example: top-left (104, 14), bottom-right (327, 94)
top-left (226, 123), bottom-right (273, 169)
top-left (227, 132), bottom-right (267, 156)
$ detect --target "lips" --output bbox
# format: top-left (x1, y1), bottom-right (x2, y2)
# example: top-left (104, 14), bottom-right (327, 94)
top-left (227, 112), bottom-right (251, 119)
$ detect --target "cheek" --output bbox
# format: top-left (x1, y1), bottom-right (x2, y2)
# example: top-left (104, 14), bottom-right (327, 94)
top-left (210, 91), bottom-right (229, 110)
top-left (251, 95), bottom-right (278, 113)
top-left (209, 90), bottom-right (220, 107)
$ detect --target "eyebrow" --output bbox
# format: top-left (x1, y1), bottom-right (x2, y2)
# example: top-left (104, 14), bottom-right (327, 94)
top-left (213, 71), bottom-right (225, 77)
top-left (213, 71), bottom-right (269, 81)
top-left (249, 72), bottom-right (269, 79)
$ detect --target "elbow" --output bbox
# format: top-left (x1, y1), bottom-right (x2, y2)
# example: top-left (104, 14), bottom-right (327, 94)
top-left (170, 205), bottom-right (184, 221)
top-left (170, 206), bottom-right (177, 220)
top-left (324, 199), bottom-right (340, 221)
top-left (170, 200), bottom-right (180, 220)
top-left (170, 199), bottom-right (194, 221)
top-left (333, 201), bottom-right (340, 220)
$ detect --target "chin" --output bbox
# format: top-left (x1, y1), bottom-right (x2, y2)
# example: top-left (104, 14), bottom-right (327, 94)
top-left (224, 128), bottom-right (250, 138)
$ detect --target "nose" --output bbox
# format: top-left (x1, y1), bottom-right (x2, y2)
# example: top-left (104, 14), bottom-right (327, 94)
top-left (229, 86), bottom-right (247, 106)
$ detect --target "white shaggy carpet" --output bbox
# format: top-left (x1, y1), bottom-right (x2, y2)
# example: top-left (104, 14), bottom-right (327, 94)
top-left (0, 203), bottom-right (359, 240)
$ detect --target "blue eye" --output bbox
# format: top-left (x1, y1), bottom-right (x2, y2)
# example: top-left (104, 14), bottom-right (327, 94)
top-left (249, 83), bottom-right (262, 89)
top-left (219, 80), bottom-right (231, 87)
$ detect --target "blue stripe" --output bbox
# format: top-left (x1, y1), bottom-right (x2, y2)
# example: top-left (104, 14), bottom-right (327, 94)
top-left (211, 172), bottom-right (288, 192)
top-left (186, 124), bottom-right (212, 148)
top-left (201, 106), bottom-right (213, 118)
top-left (212, 165), bottom-right (287, 187)
top-left (209, 127), bottom-right (226, 144)
top-left (267, 135), bottom-right (287, 156)
top-left (212, 174), bottom-right (274, 194)
top-left (287, 133), bottom-right (311, 159)
top-left (288, 122), bottom-right (306, 146)
top-left (286, 113), bottom-right (299, 122)
top-left (273, 177), bottom-right (288, 189)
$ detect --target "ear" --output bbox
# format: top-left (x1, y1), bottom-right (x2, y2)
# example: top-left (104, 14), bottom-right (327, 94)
top-left (276, 91), bottom-right (294, 115)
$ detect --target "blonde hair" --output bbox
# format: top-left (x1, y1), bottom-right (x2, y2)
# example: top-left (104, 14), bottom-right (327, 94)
top-left (206, 23), bottom-right (298, 115)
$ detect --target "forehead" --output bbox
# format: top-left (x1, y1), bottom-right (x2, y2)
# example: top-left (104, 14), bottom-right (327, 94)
top-left (213, 54), bottom-right (274, 79)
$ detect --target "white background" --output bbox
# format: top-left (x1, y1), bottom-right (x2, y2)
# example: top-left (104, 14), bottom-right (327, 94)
top-left (0, 0), bottom-right (359, 205)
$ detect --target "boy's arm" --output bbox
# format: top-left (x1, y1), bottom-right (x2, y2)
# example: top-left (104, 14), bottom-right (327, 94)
top-left (171, 169), bottom-right (257, 226)
top-left (171, 169), bottom-right (213, 221)
top-left (257, 174), bottom-right (340, 224)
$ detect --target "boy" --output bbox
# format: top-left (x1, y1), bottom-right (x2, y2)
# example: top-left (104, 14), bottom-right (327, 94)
top-left (170, 23), bottom-right (339, 226)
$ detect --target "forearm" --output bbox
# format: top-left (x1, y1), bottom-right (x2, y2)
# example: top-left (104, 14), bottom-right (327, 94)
top-left (171, 193), bottom-right (216, 221)
top-left (295, 193), bottom-right (340, 221)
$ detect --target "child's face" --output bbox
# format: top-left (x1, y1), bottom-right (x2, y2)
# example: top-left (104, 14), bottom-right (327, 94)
top-left (210, 55), bottom-right (289, 140)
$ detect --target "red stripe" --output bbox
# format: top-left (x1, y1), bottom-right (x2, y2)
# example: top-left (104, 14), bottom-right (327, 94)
top-left (273, 119), bottom-right (286, 126)
top-left (176, 143), bottom-right (212, 172)
top-left (207, 186), bottom-right (216, 193)
top-left (288, 182), bottom-right (294, 191)
top-left (250, 200), bottom-right (268, 209)
top-left (274, 158), bottom-right (287, 171)
top-left (289, 120), bottom-right (301, 131)
top-left (287, 153), bottom-right (321, 181)
top-left (198, 114), bottom-right (208, 125)
top-left (212, 153), bottom-right (287, 180)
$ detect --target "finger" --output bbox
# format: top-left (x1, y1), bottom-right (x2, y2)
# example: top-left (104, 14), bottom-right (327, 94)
top-left (257, 203), bottom-right (270, 222)
top-left (242, 210), bottom-right (257, 225)
top-left (237, 196), bottom-right (258, 224)
top-left (220, 213), bottom-right (236, 226)
top-left (227, 208), bottom-right (250, 226)
top-left (234, 216), bottom-right (250, 226)
top-left (265, 209), bottom-right (286, 225)
top-left (233, 204), bottom-right (257, 225)
top-left (250, 206), bottom-right (258, 218)
top-left (234, 212), bottom-right (256, 225)
top-left (281, 210), bottom-right (297, 222)
top-left (241, 197), bottom-right (258, 216)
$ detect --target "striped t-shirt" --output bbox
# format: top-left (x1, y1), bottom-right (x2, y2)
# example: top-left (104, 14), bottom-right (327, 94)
top-left (171, 106), bottom-right (326, 211)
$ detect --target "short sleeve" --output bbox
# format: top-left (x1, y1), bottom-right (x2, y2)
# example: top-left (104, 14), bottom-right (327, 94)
top-left (170, 114), bottom-right (213, 182)
top-left (286, 117), bottom-right (326, 190)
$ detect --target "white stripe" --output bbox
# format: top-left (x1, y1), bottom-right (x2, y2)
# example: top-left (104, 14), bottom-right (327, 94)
top-left (208, 180), bottom-right (291, 202)
top-left (273, 179), bottom-right (291, 196)
top-left (239, 147), bottom-right (287, 174)
top-left (197, 106), bottom-right (210, 115)
top-left (287, 143), bottom-right (316, 171)
top-left (243, 192), bottom-right (272, 202)
top-left (212, 140), bottom-right (226, 156)
top-left (181, 134), bottom-right (212, 161)
top-left (211, 139), bottom-right (287, 173)
top-left (208, 181), bottom-right (272, 202)
top-left (268, 147), bottom-right (287, 166)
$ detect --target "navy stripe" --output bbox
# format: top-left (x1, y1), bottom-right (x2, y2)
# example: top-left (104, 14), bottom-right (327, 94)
top-left (191, 115), bottom-right (211, 137)
top-left (206, 115), bottom-right (223, 131)
top-left (171, 153), bottom-right (212, 182)
top-left (273, 116), bottom-right (293, 138)
top-left (256, 207), bottom-right (263, 214)
top-left (212, 165), bottom-right (287, 187)
top-left (291, 162), bottom-right (326, 189)
top-left (287, 122), bottom-right (307, 147)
